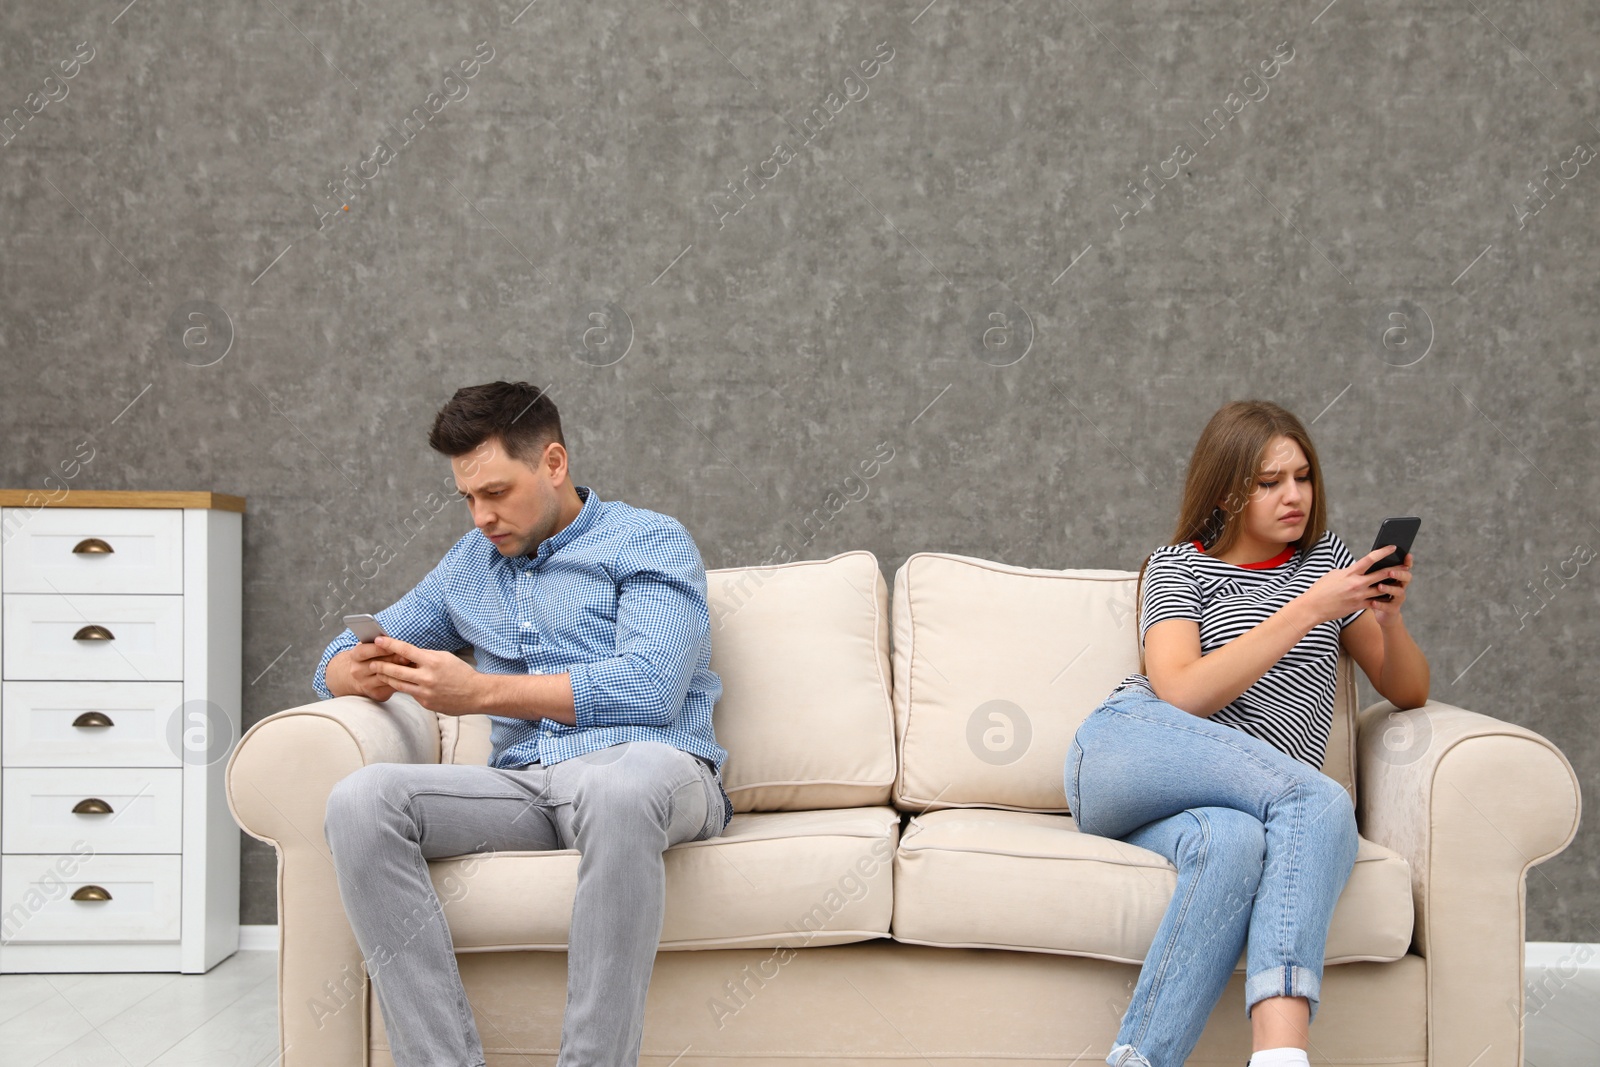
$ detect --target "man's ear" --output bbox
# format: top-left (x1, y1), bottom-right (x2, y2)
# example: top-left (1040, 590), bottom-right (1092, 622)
top-left (541, 440), bottom-right (569, 484)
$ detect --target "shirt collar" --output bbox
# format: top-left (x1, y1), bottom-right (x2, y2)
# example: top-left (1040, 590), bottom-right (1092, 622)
top-left (519, 484), bottom-right (599, 566)
top-left (1188, 539), bottom-right (1296, 569)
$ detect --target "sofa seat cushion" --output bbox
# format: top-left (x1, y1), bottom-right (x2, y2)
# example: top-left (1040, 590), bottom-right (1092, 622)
top-left (892, 808), bottom-right (1413, 965)
top-left (430, 806), bottom-right (899, 952)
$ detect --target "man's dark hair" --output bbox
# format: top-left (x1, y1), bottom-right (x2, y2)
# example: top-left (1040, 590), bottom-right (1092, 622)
top-left (428, 382), bottom-right (565, 466)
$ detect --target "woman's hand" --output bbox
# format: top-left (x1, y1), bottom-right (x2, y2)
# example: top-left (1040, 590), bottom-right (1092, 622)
top-left (1295, 545), bottom-right (1408, 626)
top-left (1366, 551), bottom-right (1413, 627)
top-left (1339, 552), bottom-right (1428, 708)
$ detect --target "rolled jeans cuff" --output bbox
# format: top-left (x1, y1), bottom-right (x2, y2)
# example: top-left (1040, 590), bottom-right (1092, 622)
top-left (1245, 963), bottom-right (1322, 1023)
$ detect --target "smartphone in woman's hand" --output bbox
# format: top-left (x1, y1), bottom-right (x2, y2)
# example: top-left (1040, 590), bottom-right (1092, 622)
top-left (1364, 517), bottom-right (1420, 601)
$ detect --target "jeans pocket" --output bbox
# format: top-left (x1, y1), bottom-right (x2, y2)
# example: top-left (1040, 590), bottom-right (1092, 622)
top-left (1065, 737), bottom-right (1085, 823)
top-left (540, 757), bottom-right (578, 807)
top-left (693, 758), bottom-right (727, 841)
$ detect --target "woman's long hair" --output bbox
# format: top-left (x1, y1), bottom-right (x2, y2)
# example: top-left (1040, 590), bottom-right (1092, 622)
top-left (1134, 400), bottom-right (1330, 674)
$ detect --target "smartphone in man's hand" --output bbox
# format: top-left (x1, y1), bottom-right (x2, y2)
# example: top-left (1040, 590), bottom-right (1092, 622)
top-left (344, 613), bottom-right (388, 642)
top-left (343, 613), bottom-right (418, 668)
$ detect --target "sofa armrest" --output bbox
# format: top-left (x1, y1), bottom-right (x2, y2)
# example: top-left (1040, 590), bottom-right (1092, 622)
top-left (1356, 698), bottom-right (1581, 1067)
top-left (227, 693), bottom-right (442, 1067)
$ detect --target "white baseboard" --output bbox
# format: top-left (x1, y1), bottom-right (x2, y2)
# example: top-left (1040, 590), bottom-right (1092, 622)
top-left (1525, 942), bottom-right (1600, 972)
top-left (239, 925), bottom-right (279, 952)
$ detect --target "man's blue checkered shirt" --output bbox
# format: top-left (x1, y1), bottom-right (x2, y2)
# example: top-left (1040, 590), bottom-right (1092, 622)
top-left (313, 484), bottom-right (731, 825)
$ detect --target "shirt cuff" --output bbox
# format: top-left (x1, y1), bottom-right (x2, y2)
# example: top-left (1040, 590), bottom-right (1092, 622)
top-left (567, 660), bottom-right (597, 729)
top-left (313, 634), bottom-right (358, 700)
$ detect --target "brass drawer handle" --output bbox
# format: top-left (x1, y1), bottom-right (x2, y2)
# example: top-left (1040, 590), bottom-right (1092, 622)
top-left (72, 711), bottom-right (115, 728)
top-left (72, 798), bottom-right (115, 815)
top-left (72, 537), bottom-right (115, 554)
top-left (72, 625), bottom-right (115, 641)
top-left (71, 885), bottom-right (113, 902)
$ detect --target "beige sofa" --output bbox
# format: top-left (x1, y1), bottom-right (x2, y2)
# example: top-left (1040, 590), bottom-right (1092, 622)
top-left (228, 550), bottom-right (1581, 1067)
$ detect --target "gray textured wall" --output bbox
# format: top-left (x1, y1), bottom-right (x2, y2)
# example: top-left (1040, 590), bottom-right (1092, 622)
top-left (2, 1), bottom-right (1593, 939)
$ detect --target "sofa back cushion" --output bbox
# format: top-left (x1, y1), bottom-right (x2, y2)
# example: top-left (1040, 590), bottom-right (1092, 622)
top-left (706, 550), bottom-right (896, 812)
top-left (891, 552), bottom-right (1358, 813)
top-left (440, 710), bottom-right (493, 766)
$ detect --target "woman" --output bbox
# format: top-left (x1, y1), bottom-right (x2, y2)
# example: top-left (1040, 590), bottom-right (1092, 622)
top-left (1064, 399), bottom-right (1429, 1067)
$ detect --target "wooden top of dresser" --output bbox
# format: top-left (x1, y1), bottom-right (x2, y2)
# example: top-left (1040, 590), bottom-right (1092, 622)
top-left (0, 491), bottom-right (247, 512)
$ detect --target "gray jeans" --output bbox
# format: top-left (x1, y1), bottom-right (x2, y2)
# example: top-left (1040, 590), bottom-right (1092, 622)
top-left (323, 740), bottom-right (729, 1067)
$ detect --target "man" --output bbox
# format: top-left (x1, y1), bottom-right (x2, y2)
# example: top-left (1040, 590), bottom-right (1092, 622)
top-left (316, 380), bottom-right (731, 1067)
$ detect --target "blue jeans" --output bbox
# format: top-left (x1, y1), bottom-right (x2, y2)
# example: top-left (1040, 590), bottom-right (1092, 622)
top-left (1064, 684), bottom-right (1359, 1067)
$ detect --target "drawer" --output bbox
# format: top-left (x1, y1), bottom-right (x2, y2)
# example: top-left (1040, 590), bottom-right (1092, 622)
top-left (2, 594), bottom-right (184, 681)
top-left (2, 767), bottom-right (183, 854)
top-left (3, 682), bottom-right (185, 767)
top-left (2, 508), bottom-right (183, 595)
top-left (0, 852), bottom-right (181, 943)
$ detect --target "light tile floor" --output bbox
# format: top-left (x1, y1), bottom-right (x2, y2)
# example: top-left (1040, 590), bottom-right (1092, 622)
top-left (1524, 952), bottom-right (1600, 1067)
top-left (1, 947), bottom-right (1595, 1065)
top-left (0, 950), bottom-right (277, 1067)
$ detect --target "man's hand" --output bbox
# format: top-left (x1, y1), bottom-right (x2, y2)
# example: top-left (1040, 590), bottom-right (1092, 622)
top-left (368, 635), bottom-right (486, 716)
top-left (326, 641), bottom-right (415, 702)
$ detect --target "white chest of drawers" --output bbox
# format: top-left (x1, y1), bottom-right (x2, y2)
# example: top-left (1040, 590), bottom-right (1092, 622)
top-left (0, 491), bottom-right (243, 973)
